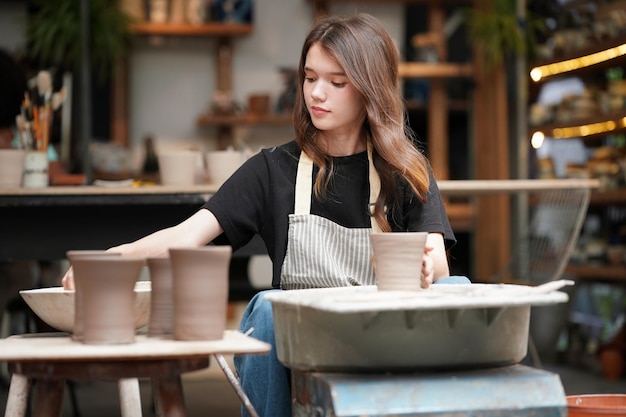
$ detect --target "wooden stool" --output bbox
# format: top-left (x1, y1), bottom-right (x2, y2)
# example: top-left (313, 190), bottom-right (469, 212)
top-left (6, 357), bottom-right (208, 417)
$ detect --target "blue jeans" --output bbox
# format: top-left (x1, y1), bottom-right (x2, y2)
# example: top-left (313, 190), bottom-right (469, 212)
top-left (234, 289), bottom-right (290, 417)
top-left (234, 277), bottom-right (471, 417)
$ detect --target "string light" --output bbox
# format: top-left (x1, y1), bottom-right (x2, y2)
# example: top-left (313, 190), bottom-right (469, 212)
top-left (531, 116), bottom-right (626, 142)
top-left (530, 131), bottom-right (545, 149)
top-left (530, 43), bottom-right (626, 82)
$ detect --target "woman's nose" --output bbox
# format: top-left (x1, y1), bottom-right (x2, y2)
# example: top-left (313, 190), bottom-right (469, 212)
top-left (311, 82), bottom-right (326, 101)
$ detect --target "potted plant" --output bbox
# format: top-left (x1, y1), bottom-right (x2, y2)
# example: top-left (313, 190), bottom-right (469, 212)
top-left (24, 0), bottom-right (136, 176)
top-left (466, 0), bottom-right (546, 70)
top-left (25, 0), bottom-right (135, 80)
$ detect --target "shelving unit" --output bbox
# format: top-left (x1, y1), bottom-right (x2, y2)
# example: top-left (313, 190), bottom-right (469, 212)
top-left (113, 21), bottom-right (272, 150)
top-left (529, 33), bottom-right (626, 283)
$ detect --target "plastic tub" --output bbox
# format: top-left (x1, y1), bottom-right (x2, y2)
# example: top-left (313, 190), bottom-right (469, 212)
top-left (567, 395), bottom-right (626, 417)
top-left (265, 284), bottom-right (569, 371)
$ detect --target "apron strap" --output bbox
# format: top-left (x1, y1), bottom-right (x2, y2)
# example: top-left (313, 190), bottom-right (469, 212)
top-left (294, 150), bottom-right (314, 215)
top-left (295, 145), bottom-right (384, 233)
top-left (367, 142), bottom-right (383, 233)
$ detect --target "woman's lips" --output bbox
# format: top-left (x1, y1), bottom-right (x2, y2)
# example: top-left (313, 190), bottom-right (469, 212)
top-left (310, 106), bottom-right (329, 117)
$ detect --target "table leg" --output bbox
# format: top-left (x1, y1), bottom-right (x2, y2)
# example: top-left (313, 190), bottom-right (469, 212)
top-left (213, 354), bottom-right (260, 417)
top-left (152, 376), bottom-right (186, 417)
top-left (31, 378), bottom-right (65, 417)
top-left (118, 378), bottom-right (143, 417)
top-left (4, 374), bottom-right (30, 417)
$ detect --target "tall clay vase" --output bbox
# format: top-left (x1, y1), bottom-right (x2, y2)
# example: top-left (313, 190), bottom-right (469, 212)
top-left (146, 256), bottom-right (174, 338)
top-left (169, 246), bottom-right (232, 341)
top-left (369, 232), bottom-right (428, 291)
top-left (71, 256), bottom-right (145, 344)
top-left (66, 250), bottom-right (121, 340)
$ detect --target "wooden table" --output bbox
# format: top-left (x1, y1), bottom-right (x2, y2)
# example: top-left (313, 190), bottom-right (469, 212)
top-left (0, 330), bottom-right (270, 417)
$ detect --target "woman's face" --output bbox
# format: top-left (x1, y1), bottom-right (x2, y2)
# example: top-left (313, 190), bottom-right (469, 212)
top-left (303, 43), bottom-right (365, 140)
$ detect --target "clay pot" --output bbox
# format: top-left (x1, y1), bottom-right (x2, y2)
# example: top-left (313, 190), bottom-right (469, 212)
top-left (66, 250), bottom-right (121, 340)
top-left (71, 256), bottom-right (145, 344)
top-left (598, 348), bottom-right (625, 381)
top-left (369, 232), bottom-right (428, 291)
top-left (597, 326), bottom-right (626, 381)
top-left (169, 246), bottom-right (232, 341)
top-left (146, 256), bottom-right (174, 338)
top-left (567, 394), bottom-right (626, 417)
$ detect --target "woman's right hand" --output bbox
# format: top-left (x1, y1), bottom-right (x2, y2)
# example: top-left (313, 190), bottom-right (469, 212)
top-left (62, 266), bottom-right (75, 290)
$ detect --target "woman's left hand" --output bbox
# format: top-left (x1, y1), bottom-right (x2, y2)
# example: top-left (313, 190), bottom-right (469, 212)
top-left (420, 246), bottom-right (435, 288)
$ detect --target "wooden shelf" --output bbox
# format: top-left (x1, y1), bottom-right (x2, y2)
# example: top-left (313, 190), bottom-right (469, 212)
top-left (197, 113), bottom-right (293, 127)
top-left (590, 188), bottom-right (626, 206)
top-left (566, 264), bottom-right (626, 282)
top-left (529, 109), bottom-right (626, 141)
top-left (399, 62), bottom-right (474, 79)
top-left (131, 22), bottom-right (253, 36)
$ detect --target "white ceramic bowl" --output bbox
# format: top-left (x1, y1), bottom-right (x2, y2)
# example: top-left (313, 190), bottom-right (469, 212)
top-left (19, 281), bottom-right (151, 334)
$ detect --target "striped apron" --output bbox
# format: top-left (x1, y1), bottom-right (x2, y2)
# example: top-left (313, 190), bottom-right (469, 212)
top-left (280, 145), bottom-right (383, 290)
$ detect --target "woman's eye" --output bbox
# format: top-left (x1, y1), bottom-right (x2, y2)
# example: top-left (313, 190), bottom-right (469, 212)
top-left (332, 82), bottom-right (347, 88)
top-left (304, 77), bottom-right (316, 82)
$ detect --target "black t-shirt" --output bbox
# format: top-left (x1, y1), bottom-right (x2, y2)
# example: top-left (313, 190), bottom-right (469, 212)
top-left (203, 140), bottom-right (455, 288)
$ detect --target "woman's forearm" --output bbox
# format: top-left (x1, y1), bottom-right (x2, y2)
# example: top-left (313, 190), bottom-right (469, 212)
top-left (111, 209), bottom-right (223, 258)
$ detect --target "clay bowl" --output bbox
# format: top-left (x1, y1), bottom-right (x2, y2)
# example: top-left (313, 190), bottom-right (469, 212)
top-left (19, 281), bottom-right (151, 334)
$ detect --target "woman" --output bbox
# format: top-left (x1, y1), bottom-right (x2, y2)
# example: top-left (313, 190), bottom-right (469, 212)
top-left (64, 13), bottom-right (468, 416)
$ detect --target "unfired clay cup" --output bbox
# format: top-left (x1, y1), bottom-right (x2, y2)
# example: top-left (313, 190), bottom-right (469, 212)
top-left (370, 232), bottom-right (428, 291)
top-left (169, 246), bottom-right (232, 341)
top-left (146, 256), bottom-right (174, 337)
top-left (71, 256), bottom-right (145, 344)
top-left (66, 250), bottom-right (121, 340)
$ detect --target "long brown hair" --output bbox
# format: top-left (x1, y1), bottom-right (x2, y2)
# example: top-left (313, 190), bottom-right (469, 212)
top-left (293, 13), bottom-right (430, 232)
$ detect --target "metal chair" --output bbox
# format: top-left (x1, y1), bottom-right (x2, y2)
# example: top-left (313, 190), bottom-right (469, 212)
top-left (493, 184), bottom-right (592, 286)
top-left (488, 182), bottom-right (595, 368)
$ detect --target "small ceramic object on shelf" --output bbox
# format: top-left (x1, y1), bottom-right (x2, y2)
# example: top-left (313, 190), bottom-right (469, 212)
top-left (169, 246), bottom-right (232, 341)
top-left (0, 149), bottom-right (26, 188)
top-left (22, 151), bottom-right (49, 188)
top-left (370, 232), bottom-right (428, 291)
top-left (66, 250), bottom-right (122, 340)
top-left (72, 256), bottom-right (146, 345)
top-left (146, 256), bottom-right (174, 337)
top-left (205, 149), bottom-right (244, 186)
top-left (158, 150), bottom-right (201, 186)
